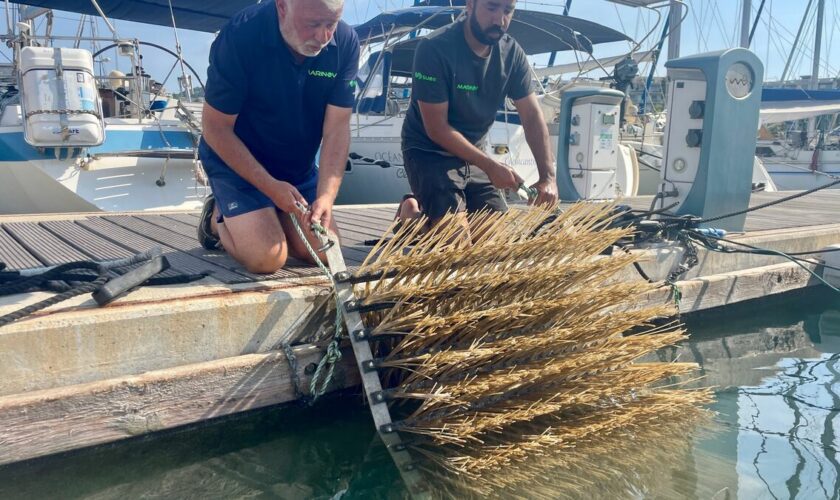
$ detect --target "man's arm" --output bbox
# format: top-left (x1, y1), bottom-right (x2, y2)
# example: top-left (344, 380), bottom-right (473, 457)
top-left (513, 93), bottom-right (558, 206)
top-left (202, 103), bottom-right (307, 214)
top-left (310, 104), bottom-right (352, 227)
top-left (418, 100), bottom-right (522, 190)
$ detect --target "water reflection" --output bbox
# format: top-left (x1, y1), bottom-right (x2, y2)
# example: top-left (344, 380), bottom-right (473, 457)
top-left (1, 294), bottom-right (839, 499)
top-left (675, 298), bottom-right (840, 500)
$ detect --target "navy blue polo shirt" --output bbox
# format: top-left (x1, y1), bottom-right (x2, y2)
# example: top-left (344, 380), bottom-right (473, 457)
top-left (199, 2), bottom-right (360, 184)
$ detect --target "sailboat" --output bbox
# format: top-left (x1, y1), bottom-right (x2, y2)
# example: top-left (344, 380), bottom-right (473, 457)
top-left (0, 0), bottom-right (254, 214)
top-left (337, 3), bottom-right (646, 205)
top-left (753, 0), bottom-right (840, 190)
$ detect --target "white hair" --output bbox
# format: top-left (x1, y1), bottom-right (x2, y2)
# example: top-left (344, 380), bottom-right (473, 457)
top-left (290, 0), bottom-right (343, 11)
top-left (320, 0), bottom-right (344, 9)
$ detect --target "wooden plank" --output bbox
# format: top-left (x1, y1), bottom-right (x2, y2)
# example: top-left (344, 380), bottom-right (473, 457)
top-left (77, 218), bottom-right (252, 284)
top-left (336, 227), bottom-right (381, 247)
top-left (645, 261), bottom-right (821, 314)
top-left (39, 220), bottom-right (188, 280)
top-left (134, 214), bottom-right (199, 239)
top-left (0, 345), bottom-right (359, 466)
top-left (334, 215), bottom-right (392, 235)
top-left (163, 213), bottom-right (200, 225)
top-left (40, 220), bottom-right (135, 259)
top-left (334, 207), bottom-right (396, 224)
top-left (349, 207), bottom-right (400, 221)
top-left (105, 215), bottom-right (302, 281)
top-left (1, 222), bottom-right (89, 265)
top-left (0, 227), bottom-right (42, 270)
top-left (141, 214), bottom-right (369, 277)
top-left (341, 245), bottom-right (373, 264)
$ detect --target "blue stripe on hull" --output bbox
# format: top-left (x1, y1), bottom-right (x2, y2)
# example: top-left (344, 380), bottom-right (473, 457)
top-left (0, 129), bottom-right (195, 161)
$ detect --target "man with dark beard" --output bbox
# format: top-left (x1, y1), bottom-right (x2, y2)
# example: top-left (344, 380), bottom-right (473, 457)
top-left (399, 0), bottom-right (557, 230)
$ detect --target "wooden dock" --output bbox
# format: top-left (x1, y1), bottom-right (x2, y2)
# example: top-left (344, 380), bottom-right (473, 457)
top-left (0, 191), bottom-right (839, 466)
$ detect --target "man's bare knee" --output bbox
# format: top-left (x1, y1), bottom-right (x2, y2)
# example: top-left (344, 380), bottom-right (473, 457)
top-left (240, 246), bottom-right (288, 274)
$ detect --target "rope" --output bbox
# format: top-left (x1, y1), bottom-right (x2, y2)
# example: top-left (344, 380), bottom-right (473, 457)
top-left (0, 261), bottom-right (103, 297)
top-left (282, 342), bottom-right (306, 402)
top-left (0, 263), bottom-right (108, 328)
top-left (684, 230), bottom-right (840, 295)
top-left (699, 177), bottom-right (840, 224)
top-left (0, 249), bottom-right (181, 328)
top-left (518, 184), bottom-right (538, 201)
top-left (289, 202), bottom-right (344, 403)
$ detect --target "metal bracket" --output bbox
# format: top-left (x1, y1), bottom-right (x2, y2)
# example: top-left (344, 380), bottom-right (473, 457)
top-left (344, 299), bottom-right (396, 314)
top-left (370, 390), bottom-right (389, 404)
top-left (361, 359), bottom-right (379, 373)
top-left (321, 229), bottom-right (430, 499)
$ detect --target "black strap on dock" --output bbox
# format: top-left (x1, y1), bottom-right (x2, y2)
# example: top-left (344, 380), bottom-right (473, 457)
top-left (319, 232), bottom-right (430, 499)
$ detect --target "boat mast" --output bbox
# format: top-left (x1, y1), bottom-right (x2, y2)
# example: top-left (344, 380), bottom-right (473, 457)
top-left (809, 0), bottom-right (825, 137)
top-left (166, 0), bottom-right (192, 102)
top-left (740, 0), bottom-right (751, 48)
top-left (3, 0), bottom-right (10, 39)
top-left (667, 0), bottom-right (681, 60)
top-left (781, 0), bottom-right (814, 83)
top-left (810, 0), bottom-right (824, 92)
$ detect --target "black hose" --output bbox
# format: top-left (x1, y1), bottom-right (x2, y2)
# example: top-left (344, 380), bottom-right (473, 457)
top-left (0, 262), bottom-right (108, 328)
top-left (701, 177), bottom-right (840, 224)
top-left (634, 148), bottom-right (663, 160)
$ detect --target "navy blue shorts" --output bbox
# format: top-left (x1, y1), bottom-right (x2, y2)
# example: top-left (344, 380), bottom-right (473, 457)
top-left (205, 163), bottom-right (318, 220)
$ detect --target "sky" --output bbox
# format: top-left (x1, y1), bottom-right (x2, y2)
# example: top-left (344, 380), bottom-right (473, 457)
top-left (1, 0), bottom-right (839, 93)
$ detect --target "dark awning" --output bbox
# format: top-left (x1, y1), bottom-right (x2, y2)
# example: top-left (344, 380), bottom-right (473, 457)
top-left (8, 0), bottom-right (256, 33)
top-left (375, 7), bottom-right (631, 77)
top-left (356, 6), bottom-right (630, 53)
top-left (354, 6), bottom-right (464, 43)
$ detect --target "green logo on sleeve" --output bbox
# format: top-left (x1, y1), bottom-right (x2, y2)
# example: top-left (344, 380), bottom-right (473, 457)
top-left (457, 83), bottom-right (479, 92)
top-left (414, 71), bottom-right (437, 82)
top-left (308, 69), bottom-right (338, 79)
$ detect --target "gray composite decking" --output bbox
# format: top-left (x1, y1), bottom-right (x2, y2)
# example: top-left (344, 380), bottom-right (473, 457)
top-left (0, 190), bottom-right (838, 283)
top-left (0, 206), bottom-right (395, 283)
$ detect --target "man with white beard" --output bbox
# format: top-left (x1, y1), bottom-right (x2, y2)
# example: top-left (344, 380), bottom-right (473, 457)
top-left (197, 0), bottom-right (359, 273)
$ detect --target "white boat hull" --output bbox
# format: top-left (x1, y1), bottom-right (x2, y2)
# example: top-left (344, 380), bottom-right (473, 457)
top-left (758, 143), bottom-right (840, 190)
top-left (0, 120), bottom-right (204, 214)
top-left (340, 114), bottom-right (644, 205)
top-left (339, 115), bottom-right (542, 205)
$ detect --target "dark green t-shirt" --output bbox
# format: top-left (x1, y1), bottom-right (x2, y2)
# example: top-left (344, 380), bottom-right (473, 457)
top-left (401, 20), bottom-right (533, 155)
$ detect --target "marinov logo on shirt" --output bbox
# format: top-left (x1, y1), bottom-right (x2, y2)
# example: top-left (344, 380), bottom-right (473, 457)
top-left (457, 83), bottom-right (479, 92)
top-left (414, 71), bottom-right (437, 82)
top-left (308, 69), bottom-right (337, 78)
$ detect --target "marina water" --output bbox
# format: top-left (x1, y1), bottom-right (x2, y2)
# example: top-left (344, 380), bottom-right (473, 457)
top-left (2, 291), bottom-right (839, 499)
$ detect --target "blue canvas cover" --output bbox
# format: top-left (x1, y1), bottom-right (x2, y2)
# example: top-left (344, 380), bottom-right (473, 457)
top-left (8, 0), bottom-right (256, 32)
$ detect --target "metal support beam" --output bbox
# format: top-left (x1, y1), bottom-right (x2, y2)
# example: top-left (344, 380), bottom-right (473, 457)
top-left (740, 0), bottom-right (752, 48)
top-left (809, 0), bottom-right (825, 137)
top-left (811, 0), bottom-right (824, 90)
top-left (749, 0), bottom-right (767, 45)
top-left (781, 0), bottom-right (814, 82)
top-left (667, 0), bottom-right (681, 60)
top-left (640, 15), bottom-right (670, 114)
